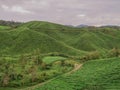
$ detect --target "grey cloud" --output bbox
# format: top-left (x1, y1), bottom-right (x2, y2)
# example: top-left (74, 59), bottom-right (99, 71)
top-left (0, 0), bottom-right (120, 25)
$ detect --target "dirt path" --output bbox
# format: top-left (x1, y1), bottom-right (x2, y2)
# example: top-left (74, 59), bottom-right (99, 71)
top-left (19, 63), bottom-right (83, 90)
top-left (19, 78), bottom-right (54, 90)
top-left (65, 64), bottom-right (83, 75)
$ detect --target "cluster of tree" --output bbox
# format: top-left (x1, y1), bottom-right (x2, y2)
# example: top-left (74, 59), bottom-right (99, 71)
top-left (0, 49), bottom-right (46, 87)
top-left (1, 47), bottom-right (119, 87)
top-left (108, 47), bottom-right (120, 57)
top-left (0, 20), bottom-right (22, 28)
top-left (81, 51), bottom-right (100, 62)
top-left (81, 48), bottom-right (120, 62)
top-left (0, 49), bottom-right (74, 87)
top-left (46, 52), bottom-right (78, 59)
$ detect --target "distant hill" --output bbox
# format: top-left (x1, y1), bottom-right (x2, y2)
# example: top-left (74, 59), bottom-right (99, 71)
top-left (65, 25), bottom-right (75, 27)
top-left (21, 21), bottom-right (70, 30)
top-left (76, 24), bottom-right (89, 28)
top-left (0, 20), bottom-right (22, 27)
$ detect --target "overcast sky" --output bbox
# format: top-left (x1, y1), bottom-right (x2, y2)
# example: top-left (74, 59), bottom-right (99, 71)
top-left (0, 0), bottom-right (120, 26)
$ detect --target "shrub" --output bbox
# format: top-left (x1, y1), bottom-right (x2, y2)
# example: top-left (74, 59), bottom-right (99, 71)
top-left (81, 51), bottom-right (100, 62)
top-left (108, 47), bottom-right (120, 57)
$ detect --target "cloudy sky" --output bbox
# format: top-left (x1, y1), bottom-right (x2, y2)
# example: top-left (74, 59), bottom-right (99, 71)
top-left (0, 0), bottom-right (120, 26)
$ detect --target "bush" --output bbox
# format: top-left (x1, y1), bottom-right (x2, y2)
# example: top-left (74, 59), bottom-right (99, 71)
top-left (108, 48), bottom-right (120, 57)
top-left (81, 51), bottom-right (100, 62)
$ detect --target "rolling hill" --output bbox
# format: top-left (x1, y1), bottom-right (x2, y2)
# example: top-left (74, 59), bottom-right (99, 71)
top-left (0, 21), bottom-right (120, 56)
top-left (0, 21), bottom-right (120, 90)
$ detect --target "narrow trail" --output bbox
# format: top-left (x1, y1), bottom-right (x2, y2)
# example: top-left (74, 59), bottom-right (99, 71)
top-left (19, 63), bottom-right (83, 90)
top-left (19, 78), bottom-right (54, 90)
top-left (65, 64), bottom-right (83, 75)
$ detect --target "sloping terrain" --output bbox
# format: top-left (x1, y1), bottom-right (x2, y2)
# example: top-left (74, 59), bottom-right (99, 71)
top-left (35, 57), bottom-right (120, 90)
top-left (0, 21), bottom-right (120, 56)
top-left (0, 25), bottom-right (85, 55)
top-left (0, 21), bottom-right (120, 90)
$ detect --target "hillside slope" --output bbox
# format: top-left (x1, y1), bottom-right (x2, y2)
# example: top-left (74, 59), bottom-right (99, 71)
top-left (22, 22), bottom-right (120, 51)
top-left (0, 27), bottom-right (85, 55)
top-left (0, 21), bottom-right (120, 56)
top-left (35, 57), bottom-right (120, 90)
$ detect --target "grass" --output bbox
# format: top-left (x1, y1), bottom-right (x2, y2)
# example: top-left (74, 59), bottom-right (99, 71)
top-left (0, 87), bottom-right (17, 90)
top-left (0, 21), bottom-right (120, 56)
top-left (0, 55), bottom-right (76, 88)
top-left (42, 56), bottom-right (66, 64)
top-left (0, 25), bottom-right (10, 30)
top-left (0, 27), bottom-right (86, 56)
top-left (35, 57), bottom-right (120, 90)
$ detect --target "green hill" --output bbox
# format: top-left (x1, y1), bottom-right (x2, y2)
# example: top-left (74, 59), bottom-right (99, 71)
top-left (10, 29), bottom-right (85, 55)
top-left (35, 57), bottom-right (120, 90)
top-left (0, 21), bottom-right (120, 56)
top-left (21, 21), bottom-right (70, 30)
top-left (0, 26), bottom-right (85, 55)
top-left (0, 21), bottom-right (120, 90)
top-left (22, 22), bottom-right (120, 52)
top-left (66, 31), bottom-right (120, 51)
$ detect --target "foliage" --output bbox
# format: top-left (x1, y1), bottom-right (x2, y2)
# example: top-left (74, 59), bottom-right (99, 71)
top-left (108, 47), bottom-right (120, 57)
top-left (0, 20), bottom-right (22, 28)
top-left (35, 57), bottom-right (120, 90)
top-left (81, 51), bottom-right (100, 62)
top-left (0, 21), bottom-right (120, 56)
top-left (42, 56), bottom-right (66, 64)
top-left (0, 54), bottom-right (75, 87)
top-left (0, 20), bottom-right (120, 89)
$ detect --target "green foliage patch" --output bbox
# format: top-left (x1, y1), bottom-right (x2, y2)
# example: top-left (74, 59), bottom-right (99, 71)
top-left (36, 57), bottom-right (120, 90)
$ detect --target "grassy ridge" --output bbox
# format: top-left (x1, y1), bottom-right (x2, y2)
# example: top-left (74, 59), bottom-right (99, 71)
top-left (22, 21), bottom-right (70, 30)
top-left (21, 21), bottom-right (120, 52)
top-left (0, 27), bottom-right (85, 55)
top-left (0, 21), bottom-right (120, 56)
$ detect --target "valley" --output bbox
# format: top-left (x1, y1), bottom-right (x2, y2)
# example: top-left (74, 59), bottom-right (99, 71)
top-left (0, 21), bottom-right (120, 90)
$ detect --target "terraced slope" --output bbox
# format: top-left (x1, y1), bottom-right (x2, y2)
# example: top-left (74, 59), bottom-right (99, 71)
top-left (0, 27), bottom-right (85, 55)
top-left (21, 22), bottom-right (120, 52)
top-left (0, 21), bottom-right (120, 56)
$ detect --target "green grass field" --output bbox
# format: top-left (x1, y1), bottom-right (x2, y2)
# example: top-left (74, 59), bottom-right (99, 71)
top-left (0, 25), bottom-right (10, 30)
top-left (42, 56), bottom-right (66, 64)
top-left (35, 57), bottom-right (120, 90)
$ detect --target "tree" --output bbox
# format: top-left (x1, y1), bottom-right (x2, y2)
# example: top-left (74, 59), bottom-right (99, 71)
top-left (19, 55), bottom-right (28, 69)
top-left (32, 48), bottom-right (43, 65)
top-left (81, 51), bottom-right (100, 62)
top-left (1, 61), bottom-right (11, 86)
top-left (29, 66), bottom-right (38, 82)
top-left (61, 60), bottom-right (65, 66)
top-left (109, 47), bottom-right (120, 57)
top-left (41, 62), bottom-right (47, 70)
top-left (0, 20), bottom-right (22, 27)
top-left (2, 74), bottom-right (10, 86)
